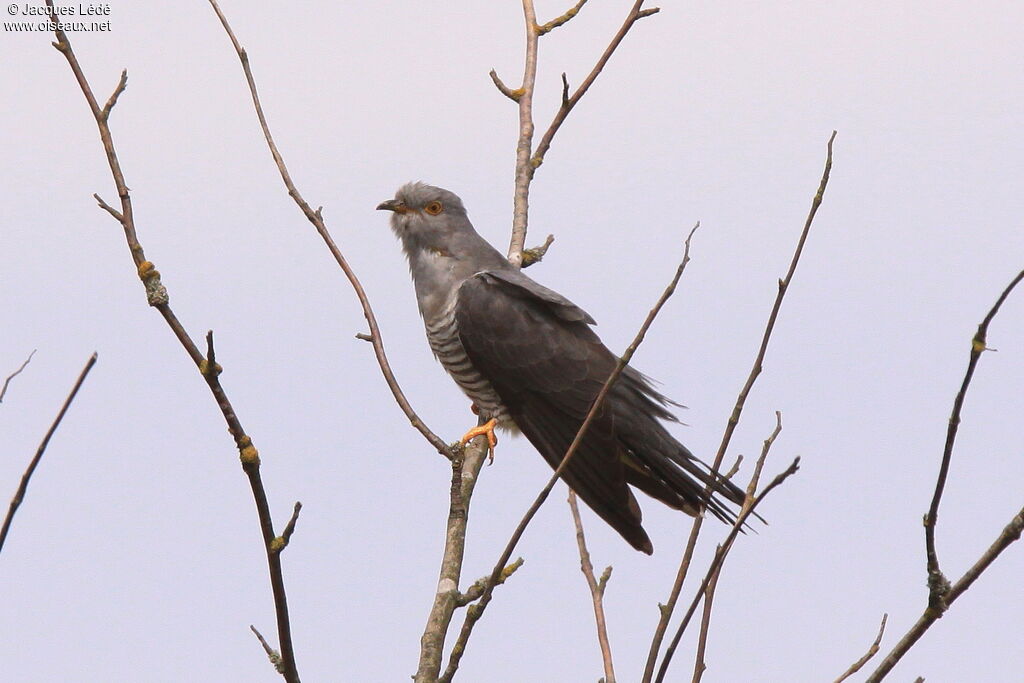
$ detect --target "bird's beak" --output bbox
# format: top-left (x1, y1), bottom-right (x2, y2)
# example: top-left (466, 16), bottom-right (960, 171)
top-left (376, 199), bottom-right (407, 213)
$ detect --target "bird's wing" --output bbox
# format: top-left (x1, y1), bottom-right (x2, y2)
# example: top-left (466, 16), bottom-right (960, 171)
top-left (455, 271), bottom-right (654, 553)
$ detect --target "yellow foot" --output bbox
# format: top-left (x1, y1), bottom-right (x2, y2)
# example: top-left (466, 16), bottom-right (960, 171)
top-left (460, 417), bottom-right (498, 464)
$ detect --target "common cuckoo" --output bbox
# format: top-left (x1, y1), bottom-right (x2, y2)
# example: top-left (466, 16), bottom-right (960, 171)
top-left (378, 182), bottom-right (744, 554)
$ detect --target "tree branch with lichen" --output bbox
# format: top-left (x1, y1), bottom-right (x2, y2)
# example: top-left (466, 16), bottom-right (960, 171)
top-left (47, 3), bottom-right (302, 679)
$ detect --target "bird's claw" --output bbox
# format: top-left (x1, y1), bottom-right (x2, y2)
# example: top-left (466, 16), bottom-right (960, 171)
top-left (460, 417), bottom-right (498, 464)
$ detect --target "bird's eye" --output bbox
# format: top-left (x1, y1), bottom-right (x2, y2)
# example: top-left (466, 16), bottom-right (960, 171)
top-left (424, 201), bottom-right (443, 215)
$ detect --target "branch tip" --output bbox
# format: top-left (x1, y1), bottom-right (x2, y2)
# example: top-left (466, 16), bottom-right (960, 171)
top-left (537, 0), bottom-right (590, 35)
top-left (488, 69), bottom-right (522, 102)
top-left (0, 349), bottom-right (37, 404)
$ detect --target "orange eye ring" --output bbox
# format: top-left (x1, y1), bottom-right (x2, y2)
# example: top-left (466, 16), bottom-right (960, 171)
top-left (424, 201), bottom-right (443, 215)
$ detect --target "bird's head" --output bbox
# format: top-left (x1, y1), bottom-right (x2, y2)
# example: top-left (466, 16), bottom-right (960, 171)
top-left (377, 182), bottom-right (471, 257)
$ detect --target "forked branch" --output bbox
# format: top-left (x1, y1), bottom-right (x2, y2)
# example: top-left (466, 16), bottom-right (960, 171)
top-left (924, 268), bottom-right (1024, 601)
top-left (864, 269), bottom-right (1024, 682)
top-left (643, 131), bottom-right (836, 683)
top-left (501, 0), bottom-right (659, 265)
top-left (568, 490), bottom-right (616, 683)
top-left (48, 4), bottom-right (301, 679)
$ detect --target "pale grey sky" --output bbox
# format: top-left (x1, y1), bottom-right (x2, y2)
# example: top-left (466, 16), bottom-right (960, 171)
top-left (2, 2), bottom-right (1023, 681)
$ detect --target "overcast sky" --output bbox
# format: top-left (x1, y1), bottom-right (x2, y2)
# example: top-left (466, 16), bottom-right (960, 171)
top-left (3, 2), bottom-right (1023, 681)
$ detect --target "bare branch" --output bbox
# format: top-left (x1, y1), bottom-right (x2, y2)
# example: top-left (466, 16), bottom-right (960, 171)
top-left (924, 268), bottom-right (1024, 604)
top-left (568, 490), bottom-right (616, 683)
top-left (643, 131), bottom-right (836, 683)
top-left (488, 69), bottom-right (521, 102)
top-left (93, 193), bottom-right (123, 222)
top-left (520, 234), bottom-right (555, 268)
top-left (867, 506), bottom-right (1024, 682)
top-left (529, 1), bottom-right (657, 178)
top-left (657, 415), bottom-right (787, 682)
top-left (1, 353), bottom-right (97, 554)
top-left (864, 269), bottom-right (1024, 682)
top-left (691, 545), bottom-right (723, 683)
top-left (250, 625), bottom-right (285, 675)
top-left (508, 0), bottom-right (657, 265)
top-left (50, 5), bottom-right (301, 678)
top-left (100, 69), bottom-right (127, 121)
top-left (456, 557), bottom-right (525, 607)
top-left (506, 0), bottom-right (542, 266)
top-left (721, 454), bottom-right (743, 482)
top-left (440, 223), bottom-right (700, 682)
top-left (415, 438), bottom-right (489, 682)
top-left (655, 457), bottom-right (801, 683)
top-left (691, 412), bottom-right (781, 683)
top-left (0, 349), bottom-right (36, 404)
top-left (271, 502), bottom-right (303, 554)
top-left (834, 614), bottom-right (888, 683)
top-left (537, 0), bottom-right (589, 35)
top-left (207, 0), bottom-right (450, 459)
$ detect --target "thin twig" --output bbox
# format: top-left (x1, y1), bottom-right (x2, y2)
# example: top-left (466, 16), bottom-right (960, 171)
top-left (655, 457), bottom-right (801, 683)
top-left (206, 0), bottom-right (451, 459)
top-left (924, 268), bottom-right (1024, 606)
top-left (488, 69), bottom-right (521, 102)
top-left (658, 415), bottom-right (787, 683)
top-left (568, 490), bottom-right (616, 683)
top-left (691, 413), bottom-right (782, 683)
top-left (439, 223), bottom-right (700, 682)
top-left (0, 349), bottom-right (36, 403)
top-left (456, 557), bottom-right (525, 607)
top-left (100, 69), bottom-right (127, 120)
top-left (520, 234), bottom-right (555, 268)
top-left (0, 353), bottom-right (97, 554)
top-left (643, 131), bottom-right (836, 683)
top-left (272, 502), bottom-right (303, 554)
top-left (537, 0), bottom-right (590, 35)
top-left (691, 545), bottom-right (723, 683)
top-left (834, 614), bottom-right (888, 683)
top-left (250, 625), bottom-right (285, 674)
top-left (48, 6), bottom-right (300, 679)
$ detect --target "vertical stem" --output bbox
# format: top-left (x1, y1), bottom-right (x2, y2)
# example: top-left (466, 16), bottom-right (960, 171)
top-left (507, 0), bottom-right (540, 267)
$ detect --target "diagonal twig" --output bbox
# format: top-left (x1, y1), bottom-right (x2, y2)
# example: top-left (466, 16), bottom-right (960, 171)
top-left (834, 613), bottom-right (888, 683)
top-left (439, 223), bottom-right (701, 682)
top-left (691, 413), bottom-right (783, 683)
top-left (48, 5), bottom-right (301, 679)
top-left (655, 457), bottom-right (801, 683)
top-left (658, 414), bottom-right (789, 683)
top-left (206, 0), bottom-right (451, 459)
top-left (643, 131), bottom-right (837, 683)
top-left (690, 545), bottom-right (723, 683)
top-left (1, 353), bottom-right (97, 554)
top-left (568, 490), bottom-right (616, 683)
top-left (0, 349), bottom-right (37, 404)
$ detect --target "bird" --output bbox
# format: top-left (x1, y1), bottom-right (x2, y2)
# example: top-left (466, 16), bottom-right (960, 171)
top-left (378, 182), bottom-right (745, 554)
